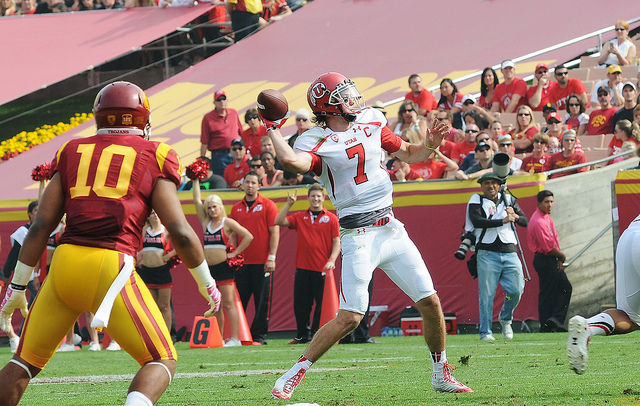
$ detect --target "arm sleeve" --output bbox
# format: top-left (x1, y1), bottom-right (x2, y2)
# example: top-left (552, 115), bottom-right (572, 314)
top-left (381, 126), bottom-right (403, 153)
top-left (3, 241), bottom-right (21, 278)
top-left (308, 152), bottom-right (323, 175)
top-left (469, 203), bottom-right (503, 229)
top-left (156, 143), bottom-right (183, 187)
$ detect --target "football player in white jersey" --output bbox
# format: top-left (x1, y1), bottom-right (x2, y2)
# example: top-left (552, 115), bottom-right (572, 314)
top-left (261, 72), bottom-right (473, 399)
top-left (568, 213), bottom-right (640, 375)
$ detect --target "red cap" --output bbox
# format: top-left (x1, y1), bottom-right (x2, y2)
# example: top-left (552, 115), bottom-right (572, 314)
top-left (546, 112), bottom-right (561, 123)
top-left (214, 89), bottom-right (226, 100)
top-left (536, 63), bottom-right (548, 72)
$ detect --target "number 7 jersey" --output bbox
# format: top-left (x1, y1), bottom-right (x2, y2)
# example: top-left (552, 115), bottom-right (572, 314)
top-left (293, 108), bottom-right (402, 218)
top-left (50, 129), bottom-right (183, 257)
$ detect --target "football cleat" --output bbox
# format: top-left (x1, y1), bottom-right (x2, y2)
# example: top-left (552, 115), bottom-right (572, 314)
top-left (106, 340), bottom-right (121, 351)
top-left (432, 362), bottom-right (474, 393)
top-left (271, 357), bottom-right (311, 400)
top-left (57, 343), bottom-right (77, 352)
top-left (568, 315), bottom-right (590, 374)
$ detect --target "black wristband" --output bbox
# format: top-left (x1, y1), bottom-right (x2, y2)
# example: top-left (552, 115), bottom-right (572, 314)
top-left (10, 283), bottom-right (26, 291)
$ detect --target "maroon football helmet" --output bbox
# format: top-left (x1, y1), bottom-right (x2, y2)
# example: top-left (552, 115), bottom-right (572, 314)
top-left (307, 72), bottom-right (365, 120)
top-left (93, 81), bottom-right (151, 138)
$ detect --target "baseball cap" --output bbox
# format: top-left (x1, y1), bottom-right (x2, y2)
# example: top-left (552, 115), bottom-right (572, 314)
top-left (607, 64), bottom-right (622, 74)
top-left (295, 108), bottom-right (311, 119)
top-left (371, 101), bottom-right (387, 114)
top-left (475, 141), bottom-right (491, 152)
top-left (231, 138), bottom-right (245, 147)
top-left (477, 172), bottom-right (504, 184)
top-left (623, 81), bottom-right (637, 92)
top-left (546, 112), bottom-right (561, 123)
top-left (497, 134), bottom-right (513, 144)
top-left (597, 86), bottom-right (610, 95)
top-left (542, 103), bottom-right (557, 113)
top-left (562, 129), bottom-right (577, 140)
top-left (501, 60), bottom-right (515, 69)
top-left (462, 94), bottom-right (476, 105)
top-left (536, 63), bottom-right (548, 72)
top-left (214, 89), bottom-right (226, 100)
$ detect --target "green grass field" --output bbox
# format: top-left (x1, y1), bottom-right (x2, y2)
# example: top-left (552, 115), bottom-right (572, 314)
top-left (9, 332), bottom-right (640, 405)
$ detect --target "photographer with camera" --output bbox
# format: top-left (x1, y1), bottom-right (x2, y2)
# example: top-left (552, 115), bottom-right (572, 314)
top-left (466, 171), bottom-right (528, 341)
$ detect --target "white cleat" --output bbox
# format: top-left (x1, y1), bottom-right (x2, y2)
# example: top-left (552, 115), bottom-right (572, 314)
top-left (432, 362), bottom-right (473, 393)
top-left (106, 341), bottom-right (121, 351)
top-left (567, 315), bottom-right (590, 374)
top-left (57, 343), bottom-right (77, 352)
top-left (271, 357), bottom-right (311, 400)
top-left (88, 341), bottom-right (102, 351)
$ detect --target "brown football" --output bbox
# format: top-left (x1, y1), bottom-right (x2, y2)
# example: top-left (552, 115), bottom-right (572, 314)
top-left (257, 89), bottom-right (289, 121)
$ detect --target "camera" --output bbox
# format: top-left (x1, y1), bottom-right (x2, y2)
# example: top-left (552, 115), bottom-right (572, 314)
top-left (454, 231), bottom-right (476, 260)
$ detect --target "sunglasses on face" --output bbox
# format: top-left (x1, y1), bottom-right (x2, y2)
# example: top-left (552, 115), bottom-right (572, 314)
top-left (250, 164), bottom-right (262, 168)
top-left (478, 137), bottom-right (490, 142)
top-left (401, 109), bottom-right (415, 114)
top-left (436, 117), bottom-right (448, 121)
top-left (555, 71), bottom-right (569, 76)
top-left (615, 28), bottom-right (626, 31)
top-left (568, 103), bottom-right (581, 107)
top-left (249, 115), bottom-right (259, 120)
top-left (517, 113), bottom-right (531, 117)
top-left (536, 70), bottom-right (548, 75)
top-left (215, 97), bottom-right (227, 101)
top-left (533, 139), bottom-right (547, 144)
top-left (465, 129), bottom-right (479, 133)
top-left (296, 117), bottom-right (308, 122)
top-left (499, 143), bottom-right (512, 147)
top-left (547, 120), bottom-right (561, 125)
top-left (563, 138), bottom-right (576, 142)
top-left (231, 147), bottom-right (243, 151)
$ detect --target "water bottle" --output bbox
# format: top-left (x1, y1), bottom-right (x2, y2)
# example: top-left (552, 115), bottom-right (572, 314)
top-left (380, 327), bottom-right (389, 337)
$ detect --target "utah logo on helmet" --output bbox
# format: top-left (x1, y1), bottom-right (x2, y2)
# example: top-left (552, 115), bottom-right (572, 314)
top-left (93, 81), bottom-right (152, 138)
top-left (306, 72), bottom-right (365, 119)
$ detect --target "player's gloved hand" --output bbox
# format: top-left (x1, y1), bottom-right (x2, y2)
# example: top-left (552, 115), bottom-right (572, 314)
top-left (202, 282), bottom-right (222, 318)
top-left (0, 285), bottom-right (28, 334)
top-left (259, 111), bottom-right (290, 130)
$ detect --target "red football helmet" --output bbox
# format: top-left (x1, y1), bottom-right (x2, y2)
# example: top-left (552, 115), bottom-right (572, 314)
top-left (307, 72), bottom-right (365, 118)
top-left (93, 81), bottom-right (151, 138)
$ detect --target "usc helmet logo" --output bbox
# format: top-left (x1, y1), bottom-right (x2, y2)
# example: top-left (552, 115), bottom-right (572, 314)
top-left (308, 82), bottom-right (327, 107)
top-left (122, 114), bottom-right (133, 125)
top-left (107, 115), bottom-right (116, 125)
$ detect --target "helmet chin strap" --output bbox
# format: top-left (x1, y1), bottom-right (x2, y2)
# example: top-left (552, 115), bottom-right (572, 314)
top-left (339, 105), bottom-right (357, 122)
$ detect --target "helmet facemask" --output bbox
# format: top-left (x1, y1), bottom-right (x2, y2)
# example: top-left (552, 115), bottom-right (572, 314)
top-left (328, 80), bottom-right (365, 116)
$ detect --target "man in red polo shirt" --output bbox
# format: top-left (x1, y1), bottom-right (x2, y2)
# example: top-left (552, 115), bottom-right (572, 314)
top-left (229, 172), bottom-right (279, 344)
top-left (275, 184), bottom-right (340, 344)
top-left (547, 64), bottom-right (589, 110)
top-left (223, 138), bottom-right (251, 188)
top-left (526, 63), bottom-right (555, 111)
top-left (491, 60), bottom-right (528, 113)
top-left (404, 74), bottom-right (438, 116)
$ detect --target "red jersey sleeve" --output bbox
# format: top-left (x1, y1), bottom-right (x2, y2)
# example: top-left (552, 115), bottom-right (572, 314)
top-left (308, 152), bottom-right (323, 175)
top-left (381, 126), bottom-right (402, 153)
top-left (155, 142), bottom-right (183, 188)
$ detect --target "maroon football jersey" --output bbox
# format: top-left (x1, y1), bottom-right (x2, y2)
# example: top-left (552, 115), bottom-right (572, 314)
top-left (51, 129), bottom-right (182, 257)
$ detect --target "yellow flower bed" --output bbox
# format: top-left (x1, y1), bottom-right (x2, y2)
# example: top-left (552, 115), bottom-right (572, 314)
top-left (0, 112), bottom-right (93, 161)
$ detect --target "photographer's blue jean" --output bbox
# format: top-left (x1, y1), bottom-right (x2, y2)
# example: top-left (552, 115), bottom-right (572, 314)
top-left (476, 250), bottom-right (525, 338)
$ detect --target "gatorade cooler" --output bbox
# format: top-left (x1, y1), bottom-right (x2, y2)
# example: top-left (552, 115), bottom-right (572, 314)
top-left (368, 305), bottom-right (389, 336)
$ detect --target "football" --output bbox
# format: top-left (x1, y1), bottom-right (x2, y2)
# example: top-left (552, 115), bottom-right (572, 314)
top-left (257, 89), bottom-right (289, 121)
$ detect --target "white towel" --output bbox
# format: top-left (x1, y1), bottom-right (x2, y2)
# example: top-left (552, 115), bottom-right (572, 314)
top-left (91, 254), bottom-right (134, 329)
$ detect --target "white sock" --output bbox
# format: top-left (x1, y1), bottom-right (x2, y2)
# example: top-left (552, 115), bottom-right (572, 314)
top-left (431, 350), bottom-right (447, 365)
top-left (124, 391), bottom-right (153, 406)
top-left (586, 313), bottom-right (615, 336)
top-left (296, 355), bottom-right (313, 370)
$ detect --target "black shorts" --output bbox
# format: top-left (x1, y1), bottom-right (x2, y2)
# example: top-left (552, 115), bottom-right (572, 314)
top-left (137, 264), bottom-right (172, 287)
top-left (209, 261), bottom-right (235, 283)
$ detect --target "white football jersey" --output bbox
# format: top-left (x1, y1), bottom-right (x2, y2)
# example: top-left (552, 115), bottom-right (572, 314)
top-left (293, 108), bottom-right (401, 218)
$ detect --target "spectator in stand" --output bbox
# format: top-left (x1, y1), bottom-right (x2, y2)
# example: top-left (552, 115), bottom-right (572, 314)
top-left (275, 185), bottom-right (340, 345)
top-left (542, 103), bottom-right (558, 123)
top-left (587, 87), bottom-right (617, 135)
top-left (78, 0), bottom-right (98, 10)
top-left (436, 109), bottom-right (462, 143)
top-left (201, 90), bottom-right (243, 177)
top-left (527, 63), bottom-right (554, 111)
top-left (241, 108), bottom-right (267, 158)
top-left (491, 60), bottom-right (528, 113)
top-left (608, 119), bottom-right (640, 164)
top-left (50, 2), bottom-right (67, 11)
top-left (497, 134), bottom-right (522, 171)
top-left (438, 78), bottom-right (464, 129)
top-left (547, 65), bottom-right (588, 111)
top-left (521, 133), bottom-right (551, 173)
top-left (260, 151), bottom-right (283, 187)
top-left (192, 187), bottom-right (254, 347)
top-left (635, 104), bottom-right (640, 126)
top-left (545, 111), bottom-right (564, 146)
top-left (458, 131), bottom-right (493, 172)
top-left (548, 129), bottom-right (588, 178)
top-left (391, 101), bottom-right (428, 143)
top-left (288, 109), bottom-right (311, 148)
top-left (260, 135), bottom-right (283, 170)
top-left (1, 0), bottom-right (16, 15)
top-left (226, 0), bottom-right (262, 41)
top-left (528, 190), bottom-right (571, 333)
top-left (282, 170), bottom-right (316, 186)
top-left (248, 156), bottom-right (265, 182)
top-left (563, 94), bottom-right (589, 136)
top-left (405, 74), bottom-right (438, 116)
top-left (224, 138), bottom-right (251, 188)
top-left (451, 124), bottom-right (479, 165)
top-left (410, 148), bottom-right (459, 180)
top-left (489, 120), bottom-right (505, 146)
top-left (259, 0), bottom-right (290, 28)
top-left (597, 20), bottom-right (637, 67)
top-left (16, 0), bottom-right (36, 14)
top-left (461, 96), bottom-right (490, 130)
top-left (511, 105), bottom-right (539, 154)
top-left (388, 158), bottom-right (423, 182)
top-left (454, 141), bottom-right (494, 180)
top-left (591, 65), bottom-right (625, 108)
top-left (611, 82), bottom-right (638, 130)
top-left (95, 0), bottom-right (122, 9)
top-left (371, 101), bottom-right (388, 121)
top-left (124, 0), bottom-right (155, 8)
top-left (179, 156), bottom-right (228, 191)
top-left (229, 172), bottom-right (279, 345)
top-left (479, 67), bottom-right (499, 110)
top-left (34, 0), bottom-right (64, 13)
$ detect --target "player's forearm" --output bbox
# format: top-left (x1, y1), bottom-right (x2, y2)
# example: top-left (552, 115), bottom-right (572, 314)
top-left (267, 128), bottom-right (311, 173)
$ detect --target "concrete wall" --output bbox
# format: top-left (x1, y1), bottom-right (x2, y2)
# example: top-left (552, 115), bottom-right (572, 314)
top-left (548, 157), bottom-right (639, 319)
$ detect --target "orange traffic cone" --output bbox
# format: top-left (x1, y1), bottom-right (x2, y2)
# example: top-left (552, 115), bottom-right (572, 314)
top-left (319, 268), bottom-right (340, 328)
top-left (222, 282), bottom-right (253, 345)
top-left (189, 316), bottom-right (223, 348)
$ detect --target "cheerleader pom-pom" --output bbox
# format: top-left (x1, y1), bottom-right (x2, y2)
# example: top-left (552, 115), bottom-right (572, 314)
top-left (185, 157), bottom-right (210, 181)
top-left (226, 244), bottom-right (244, 271)
top-left (31, 163), bottom-right (53, 181)
top-left (166, 255), bottom-right (183, 269)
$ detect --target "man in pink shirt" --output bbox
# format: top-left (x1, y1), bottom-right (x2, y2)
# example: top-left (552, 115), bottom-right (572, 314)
top-left (491, 60), bottom-right (528, 113)
top-left (527, 190), bottom-right (571, 333)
